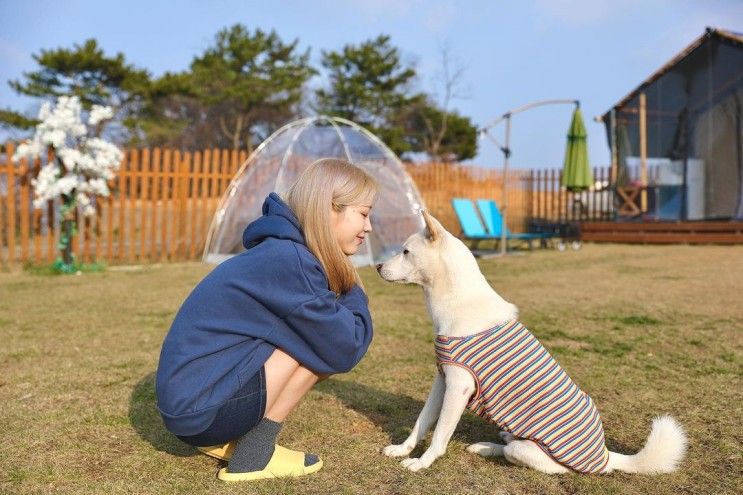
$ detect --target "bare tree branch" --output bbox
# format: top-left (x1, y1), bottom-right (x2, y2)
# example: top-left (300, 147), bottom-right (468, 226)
top-left (425, 42), bottom-right (469, 160)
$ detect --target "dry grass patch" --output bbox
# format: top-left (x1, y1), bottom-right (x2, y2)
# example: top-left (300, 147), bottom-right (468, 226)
top-left (1, 245), bottom-right (741, 494)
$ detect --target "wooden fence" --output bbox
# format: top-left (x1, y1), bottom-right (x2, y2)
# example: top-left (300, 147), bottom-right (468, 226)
top-left (405, 162), bottom-right (529, 236)
top-left (0, 143), bottom-right (535, 266)
top-left (523, 165), bottom-right (659, 225)
top-left (1, 144), bottom-right (248, 266)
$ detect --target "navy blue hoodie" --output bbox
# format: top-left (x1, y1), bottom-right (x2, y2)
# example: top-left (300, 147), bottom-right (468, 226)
top-left (156, 193), bottom-right (373, 436)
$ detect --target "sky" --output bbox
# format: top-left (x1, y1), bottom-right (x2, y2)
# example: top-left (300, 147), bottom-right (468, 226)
top-left (0, 0), bottom-right (741, 169)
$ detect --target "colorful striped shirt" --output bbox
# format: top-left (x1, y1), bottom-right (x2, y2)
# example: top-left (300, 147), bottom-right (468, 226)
top-left (434, 320), bottom-right (609, 474)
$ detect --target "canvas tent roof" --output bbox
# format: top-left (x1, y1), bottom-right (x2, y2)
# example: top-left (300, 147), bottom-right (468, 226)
top-left (601, 28), bottom-right (743, 120)
top-left (599, 27), bottom-right (743, 220)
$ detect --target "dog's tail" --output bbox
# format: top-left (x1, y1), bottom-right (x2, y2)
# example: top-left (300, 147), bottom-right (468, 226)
top-left (606, 415), bottom-right (687, 474)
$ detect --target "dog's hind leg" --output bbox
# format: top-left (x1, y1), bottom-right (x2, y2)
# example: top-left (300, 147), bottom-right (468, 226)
top-left (503, 440), bottom-right (570, 474)
top-left (499, 431), bottom-right (517, 443)
top-left (466, 442), bottom-right (504, 457)
top-left (466, 429), bottom-right (516, 456)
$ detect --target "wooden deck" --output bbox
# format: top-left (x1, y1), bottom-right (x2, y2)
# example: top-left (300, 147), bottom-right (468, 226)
top-left (579, 221), bottom-right (743, 244)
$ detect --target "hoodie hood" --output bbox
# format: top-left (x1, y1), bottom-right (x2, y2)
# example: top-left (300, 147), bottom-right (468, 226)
top-left (242, 192), bottom-right (306, 249)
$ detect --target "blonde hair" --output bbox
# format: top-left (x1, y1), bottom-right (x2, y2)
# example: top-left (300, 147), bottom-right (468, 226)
top-left (283, 158), bottom-right (379, 294)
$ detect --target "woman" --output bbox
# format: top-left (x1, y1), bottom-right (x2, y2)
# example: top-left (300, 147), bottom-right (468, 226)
top-left (156, 158), bottom-right (378, 481)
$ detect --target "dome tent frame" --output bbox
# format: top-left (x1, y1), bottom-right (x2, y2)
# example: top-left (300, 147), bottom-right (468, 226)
top-left (203, 115), bottom-right (426, 266)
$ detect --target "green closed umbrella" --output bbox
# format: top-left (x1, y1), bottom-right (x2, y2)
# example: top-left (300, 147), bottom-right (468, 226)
top-left (561, 107), bottom-right (593, 191)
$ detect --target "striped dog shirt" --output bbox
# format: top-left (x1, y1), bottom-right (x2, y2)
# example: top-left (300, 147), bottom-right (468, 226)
top-left (434, 320), bottom-right (609, 474)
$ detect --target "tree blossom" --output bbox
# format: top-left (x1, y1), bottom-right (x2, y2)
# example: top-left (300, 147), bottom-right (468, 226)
top-left (12, 96), bottom-right (122, 216)
top-left (89, 105), bottom-right (115, 126)
top-left (12, 95), bottom-right (122, 270)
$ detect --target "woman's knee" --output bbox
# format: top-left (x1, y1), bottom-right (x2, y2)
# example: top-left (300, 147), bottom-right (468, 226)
top-left (290, 364), bottom-right (325, 387)
top-left (265, 348), bottom-right (300, 371)
top-left (263, 349), bottom-right (301, 396)
top-left (264, 349), bottom-right (325, 397)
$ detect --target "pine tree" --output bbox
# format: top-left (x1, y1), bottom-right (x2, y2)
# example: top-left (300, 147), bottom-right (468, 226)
top-left (3, 39), bottom-right (149, 139)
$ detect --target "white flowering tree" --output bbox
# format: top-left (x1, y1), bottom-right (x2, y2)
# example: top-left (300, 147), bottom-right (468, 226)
top-left (13, 96), bottom-right (123, 272)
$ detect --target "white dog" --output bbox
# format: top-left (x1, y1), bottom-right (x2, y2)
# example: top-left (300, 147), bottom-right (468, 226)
top-left (376, 211), bottom-right (687, 474)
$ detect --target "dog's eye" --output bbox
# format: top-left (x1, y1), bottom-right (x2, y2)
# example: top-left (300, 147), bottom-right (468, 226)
top-left (403, 249), bottom-right (409, 255)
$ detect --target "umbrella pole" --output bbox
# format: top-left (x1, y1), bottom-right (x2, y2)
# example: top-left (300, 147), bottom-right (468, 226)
top-left (501, 114), bottom-right (511, 256)
top-left (479, 99), bottom-right (579, 256)
top-left (639, 92), bottom-right (648, 213)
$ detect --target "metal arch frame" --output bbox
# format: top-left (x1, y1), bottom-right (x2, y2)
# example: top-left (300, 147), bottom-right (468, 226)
top-left (202, 115), bottom-right (428, 262)
top-left (202, 117), bottom-right (314, 260)
top-left (478, 99), bottom-right (580, 255)
top-left (274, 117), bottom-right (314, 192)
top-left (324, 115), bottom-right (354, 162)
top-left (275, 115), bottom-right (356, 190)
top-left (204, 116), bottom-right (346, 259)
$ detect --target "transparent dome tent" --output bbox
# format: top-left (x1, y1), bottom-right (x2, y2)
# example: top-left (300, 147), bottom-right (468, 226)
top-left (203, 116), bottom-right (426, 266)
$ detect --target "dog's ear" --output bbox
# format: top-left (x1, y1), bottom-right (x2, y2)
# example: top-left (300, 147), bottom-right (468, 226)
top-left (422, 210), bottom-right (444, 242)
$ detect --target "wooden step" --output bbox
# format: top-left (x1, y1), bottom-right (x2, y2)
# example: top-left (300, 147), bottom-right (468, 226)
top-left (579, 221), bottom-right (743, 244)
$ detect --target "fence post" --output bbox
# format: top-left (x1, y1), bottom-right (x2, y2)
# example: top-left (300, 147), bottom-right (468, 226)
top-left (139, 148), bottom-right (151, 261)
top-left (47, 196), bottom-right (56, 263)
top-left (117, 152), bottom-right (127, 261)
top-left (173, 151), bottom-right (189, 260)
top-left (95, 194), bottom-right (103, 263)
top-left (19, 155), bottom-right (30, 263)
top-left (200, 149), bottom-right (213, 254)
top-left (106, 180), bottom-right (113, 263)
top-left (188, 151), bottom-right (202, 260)
top-left (31, 157), bottom-right (42, 263)
top-left (210, 148), bottom-right (221, 225)
top-left (149, 148), bottom-right (161, 261)
top-left (220, 149), bottom-right (230, 196)
top-left (549, 169), bottom-right (557, 222)
top-left (5, 144), bottom-right (15, 263)
top-left (128, 149), bottom-right (140, 262)
top-left (160, 149), bottom-right (172, 261)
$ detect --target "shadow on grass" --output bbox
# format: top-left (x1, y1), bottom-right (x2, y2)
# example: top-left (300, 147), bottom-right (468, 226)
top-left (129, 372), bottom-right (197, 457)
top-left (317, 378), bottom-right (637, 460)
top-left (129, 373), bottom-right (636, 463)
top-left (317, 378), bottom-right (507, 449)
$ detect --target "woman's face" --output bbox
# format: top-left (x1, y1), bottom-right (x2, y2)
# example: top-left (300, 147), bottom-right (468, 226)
top-left (331, 203), bottom-right (373, 255)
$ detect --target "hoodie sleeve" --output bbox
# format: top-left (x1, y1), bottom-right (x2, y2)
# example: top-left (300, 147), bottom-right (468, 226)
top-left (277, 247), bottom-right (373, 374)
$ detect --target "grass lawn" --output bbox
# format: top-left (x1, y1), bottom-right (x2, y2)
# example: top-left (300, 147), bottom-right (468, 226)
top-left (1, 244), bottom-right (741, 494)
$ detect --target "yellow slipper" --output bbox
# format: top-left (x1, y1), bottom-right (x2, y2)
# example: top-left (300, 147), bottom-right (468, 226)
top-left (197, 441), bottom-right (236, 461)
top-left (217, 445), bottom-right (323, 482)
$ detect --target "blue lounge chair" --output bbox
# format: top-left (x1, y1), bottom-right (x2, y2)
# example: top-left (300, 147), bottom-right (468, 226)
top-left (452, 198), bottom-right (556, 251)
top-left (477, 199), bottom-right (551, 236)
top-left (451, 198), bottom-right (496, 239)
top-left (476, 199), bottom-right (555, 249)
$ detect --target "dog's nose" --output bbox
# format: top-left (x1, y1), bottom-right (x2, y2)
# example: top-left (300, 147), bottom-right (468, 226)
top-left (375, 263), bottom-right (383, 272)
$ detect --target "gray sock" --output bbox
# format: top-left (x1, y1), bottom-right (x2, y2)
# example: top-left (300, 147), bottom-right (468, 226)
top-left (226, 418), bottom-right (321, 473)
top-left (304, 453), bottom-right (319, 466)
top-left (227, 418), bottom-right (282, 473)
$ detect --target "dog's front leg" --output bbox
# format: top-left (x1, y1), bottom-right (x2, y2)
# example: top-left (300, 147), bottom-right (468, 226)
top-left (383, 371), bottom-right (445, 458)
top-left (400, 366), bottom-right (474, 472)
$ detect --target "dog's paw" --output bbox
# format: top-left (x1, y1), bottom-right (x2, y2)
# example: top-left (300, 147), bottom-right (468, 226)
top-left (382, 443), bottom-right (413, 457)
top-left (400, 457), bottom-right (429, 472)
top-left (467, 442), bottom-right (504, 457)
